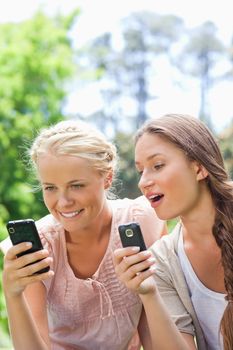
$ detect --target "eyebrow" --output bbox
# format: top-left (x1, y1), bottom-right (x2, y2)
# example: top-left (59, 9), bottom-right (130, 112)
top-left (135, 153), bottom-right (162, 165)
top-left (42, 179), bottom-right (85, 185)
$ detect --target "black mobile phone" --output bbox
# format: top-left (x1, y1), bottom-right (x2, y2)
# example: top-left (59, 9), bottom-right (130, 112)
top-left (118, 222), bottom-right (147, 252)
top-left (6, 219), bottom-right (50, 274)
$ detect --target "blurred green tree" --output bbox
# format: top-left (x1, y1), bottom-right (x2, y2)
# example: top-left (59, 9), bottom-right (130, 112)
top-left (79, 12), bottom-right (184, 132)
top-left (0, 9), bottom-right (79, 345)
top-left (118, 12), bottom-right (184, 128)
top-left (174, 21), bottom-right (225, 131)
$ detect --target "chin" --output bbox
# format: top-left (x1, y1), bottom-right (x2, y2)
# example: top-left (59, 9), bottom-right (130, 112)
top-left (155, 210), bottom-right (177, 222)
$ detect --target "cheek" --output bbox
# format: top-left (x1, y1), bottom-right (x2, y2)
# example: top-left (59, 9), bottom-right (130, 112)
top-left (159, 170), bottom-right (176, 188)
top-left (42, 192), bottom-right (53, 208)
top-left (169, 172), bottom-right (198, 201)
top-left (161, 168), bottom-right (191, 197)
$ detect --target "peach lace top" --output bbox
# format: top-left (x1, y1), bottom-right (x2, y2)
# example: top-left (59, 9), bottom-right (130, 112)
top-left (1, 196), bottom-right (164, 350)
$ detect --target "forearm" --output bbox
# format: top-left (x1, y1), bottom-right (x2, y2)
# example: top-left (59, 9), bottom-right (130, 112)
top-left (5, 294), bottom-right (49, 350)
top-left (113, 247), bottom-right (195, 349)
top-left (140, 290), bottom-right (194, 350)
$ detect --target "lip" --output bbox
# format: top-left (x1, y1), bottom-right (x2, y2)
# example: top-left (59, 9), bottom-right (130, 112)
top-left (150, 196), bottom-right (164, 209)
top-left (59, 209), bottom-right (83, 218)
top-left (146, 192), bottom-right (163, 200)
top-left (146, 192), bottom-right (164, 209)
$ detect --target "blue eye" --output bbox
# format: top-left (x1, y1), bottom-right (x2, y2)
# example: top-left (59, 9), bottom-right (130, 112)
top-left (71, 184), bottom-right (83, 189)
top-left (44, 186), bottom-right (56, 191)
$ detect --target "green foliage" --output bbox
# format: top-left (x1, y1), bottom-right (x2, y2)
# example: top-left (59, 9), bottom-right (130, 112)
top-left (0, 9), bottom-right (79, 345)
top-left (0, 8), bottom-right (79, 223)
top-left (114, 131), bottom-right (141, 199)
top-left (167, 219), bottom-right (178, 233)
top-left (0, 11), bottom-right (77, 120)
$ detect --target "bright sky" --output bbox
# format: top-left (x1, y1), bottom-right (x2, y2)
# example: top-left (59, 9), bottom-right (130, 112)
top-left (0, 0), bottom-right (233, 132)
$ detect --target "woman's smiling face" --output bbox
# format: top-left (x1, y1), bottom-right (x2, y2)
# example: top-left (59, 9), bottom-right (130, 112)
top-left (37, 153), bottom-right (109, 234)
top-left (135, 132), bottom-right (205, 221)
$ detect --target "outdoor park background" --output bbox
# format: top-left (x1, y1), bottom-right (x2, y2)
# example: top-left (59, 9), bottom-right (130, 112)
top-left (0, 1), bottom-right (233, 347)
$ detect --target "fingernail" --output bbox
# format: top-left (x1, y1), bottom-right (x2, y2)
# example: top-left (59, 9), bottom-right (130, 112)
top-left (131, 246), bottom-right (140, 252)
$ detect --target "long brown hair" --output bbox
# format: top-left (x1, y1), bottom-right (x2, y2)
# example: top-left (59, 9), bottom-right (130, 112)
top-left (136, 114), bottom-right (233, 349)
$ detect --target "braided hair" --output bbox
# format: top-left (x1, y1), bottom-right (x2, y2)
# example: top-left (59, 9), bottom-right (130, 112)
top-left (135, 114), bottom-right (233, 349)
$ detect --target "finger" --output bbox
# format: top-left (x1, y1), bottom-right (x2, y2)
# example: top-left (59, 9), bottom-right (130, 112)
top-left (127, 271), bottom-right (156, 293)
top-left (113, 247), bottom-right (140, 265)
top-left (121, 255), bottom-right (155, 280)
top-left (15, 249), bottom-right (50, 270)
top-left (118, 250), bottom-right (152, 272)
top-left (16, 257), bottom-right (53, 278)
top-left (10, 266), bottom-right (54, 294)
top-left (2, 253), bottom-right (54, 298)
top-left (5, 242), bottom-right (32, 260)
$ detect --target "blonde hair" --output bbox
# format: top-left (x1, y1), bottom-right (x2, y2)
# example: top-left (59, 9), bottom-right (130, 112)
top-left (30, 120), bottom-right (117, 179)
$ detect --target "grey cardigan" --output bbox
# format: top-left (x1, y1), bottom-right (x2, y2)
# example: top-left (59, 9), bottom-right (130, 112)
top-left (150, 224), bottom-right (207, 350)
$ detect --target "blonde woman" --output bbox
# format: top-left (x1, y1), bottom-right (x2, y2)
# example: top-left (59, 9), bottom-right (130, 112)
top-left (1, 120), bottom-right (166, 350)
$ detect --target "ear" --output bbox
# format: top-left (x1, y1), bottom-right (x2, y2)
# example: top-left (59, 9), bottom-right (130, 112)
top-left (193, 162), bottom-right (209, 181)
top-left (104, 170), bottom-right (113, 189)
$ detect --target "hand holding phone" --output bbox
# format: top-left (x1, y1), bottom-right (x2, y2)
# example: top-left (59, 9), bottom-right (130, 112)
top-left (6, 219), bottom-right (50, 274)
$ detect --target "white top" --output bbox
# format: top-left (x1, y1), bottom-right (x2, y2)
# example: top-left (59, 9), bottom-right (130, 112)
top-left (178, 232), bottom-right (227, 350)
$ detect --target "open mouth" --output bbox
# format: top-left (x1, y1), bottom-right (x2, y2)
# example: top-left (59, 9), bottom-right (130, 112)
top-left (149, 194), bottom-right (164, 202)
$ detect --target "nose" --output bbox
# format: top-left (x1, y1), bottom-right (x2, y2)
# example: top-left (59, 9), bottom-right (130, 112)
top-left (57, 192), bottom-right (74, 207)
top-left (138, 171), bottom-right (154, 192)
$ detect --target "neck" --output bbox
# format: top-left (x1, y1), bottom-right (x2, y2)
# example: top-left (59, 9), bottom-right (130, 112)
top-left (180, 187), bottom-right (216, 241)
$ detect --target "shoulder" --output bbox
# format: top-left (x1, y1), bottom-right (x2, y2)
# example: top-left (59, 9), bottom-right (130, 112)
top-left (128, 195), bottom-right (153, 211)
top-left (150, 223), bottom-right (181, 262)
top-left (110, 196), bottom-right (166, 245)
top-left (36, 214), bottom-right (63, 252)
top-left (110, 195), bottom-right (155, 216)
top-left (36, 214), bottom-right (62, 236)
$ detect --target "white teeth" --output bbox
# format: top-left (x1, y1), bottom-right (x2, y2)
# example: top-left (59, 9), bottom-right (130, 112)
top-left (149, 195), bottom-right (163, 202)
top-left (149, 195), bottom-right (157, 200)
top-left (60, 210), bottom-right (81, 218)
